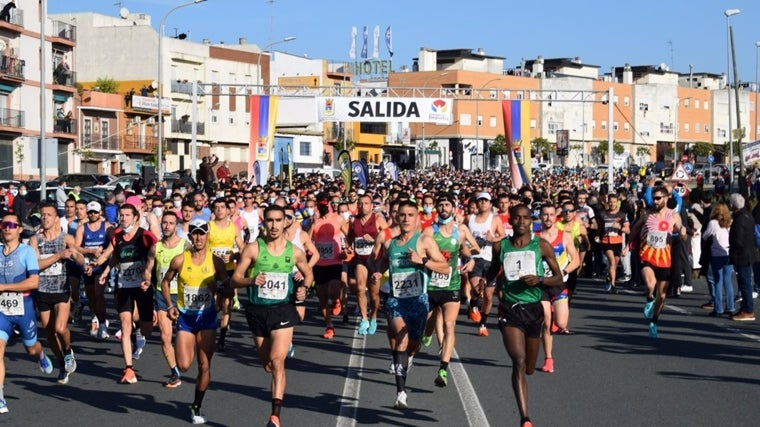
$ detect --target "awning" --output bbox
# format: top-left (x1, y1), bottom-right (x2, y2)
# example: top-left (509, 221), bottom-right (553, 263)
top-left (53, 94), bottom-right (69, 103)
top-left (0, 83), bottom-right (16, 93)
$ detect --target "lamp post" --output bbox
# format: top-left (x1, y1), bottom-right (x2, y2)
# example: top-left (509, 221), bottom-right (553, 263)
top-left (157, 0), bottom-right (206, 184)
top-left (420, 72), bottom-right (448, 169)
top-left (756, 41), bottom-right (760, 141)
top-left (256, 36), bottom-right (297, 95)
top-left (476, 77), bottom-right (504, 171)
top-left (725, 8), bottom-right (740, 188)
top-left (670, 97), bottom-right (691, 166)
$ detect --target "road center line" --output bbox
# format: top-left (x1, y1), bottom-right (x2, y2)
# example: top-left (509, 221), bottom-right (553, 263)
top-left (336, 329), bottom-right (366, 427)
top-left (451, 348), bottom-right (490, 427)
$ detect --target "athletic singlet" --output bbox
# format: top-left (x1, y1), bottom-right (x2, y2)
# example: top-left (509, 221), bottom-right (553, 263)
top-left (241, 208), bottom-right (260, 243)
top-left (114, 228), bottom-right (153, 289)
top-left (639, 209), bottom-right (675, 268)
top-left (34, 231), bottom-right (68, 294)
top-left (388, 232), bottom-right (427, 299)
top-left (600, 210), bottom-right (626, 245)
top-left (419, 212), bottom-right (437, 230)
top-left (500, 234), bottom-right (545, 304)
top-left (177, 250), bottom-right (216, 313)
top-left (558, 220), bottom-right (583, 249)
top-left (430, 224), bottom-right (461, 291)
top-left (543, 229), bottom-right (569, 282)
top-left (352, 213), bottom-right (379, 261)
top-left (208, 220), bottom-right (238, 270)
top-left (0, 244), bottom-right (39, 314)
top-left (469, 214), bottom-right (494, 262)
top-left (247, 239), bottom-right (295, 306)
top-left (82, 221), bottom-right (108, 272)
top-left (313, 215), bottom-right (343, 266)
top-left (154, 240), bottom-right (185, 294)
top-left (497, 212), bottom-right (512, 237)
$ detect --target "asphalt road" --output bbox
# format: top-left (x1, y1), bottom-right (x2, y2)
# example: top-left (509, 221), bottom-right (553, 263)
top-left (4, 276), bottom-right (760, 427)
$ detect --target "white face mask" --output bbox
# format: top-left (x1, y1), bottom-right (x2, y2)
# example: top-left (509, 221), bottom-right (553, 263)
top-left (179, 188), bottom-right (187, 196)
top-left (153, 207), bottom-right (163, 217)
top-left (19, 190), bottom-right (26, 196)
top-left (9, 189), bottom-right (17, 196)
top-left (341, 212), bottom-right (351, 221)
top-left (173, 200), bottom-right (181, 208)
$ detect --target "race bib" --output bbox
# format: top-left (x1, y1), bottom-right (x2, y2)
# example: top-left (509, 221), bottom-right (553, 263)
top-left (503, 250), bottom-right (537, 281)
top-left (40, 253), bottom-right (63, 277)
top-left (160, 266), bottom-right (178, 294)
top-left (392, 270), bottom-right (422, 298)
top-left (0, 292), bottom-right (23, 316)
top-left (646, 231), bottom-right (668, 249)
top-left (183, 286), bottom-right (213, 311)
top-left (211, 247), bottom-right (232, 258)
top-left (605, 221), bottom-right (619, 236)
top-left (257, 272), bottom-right (289, 300)
top-left (429, 266), bottom-right (452, 288)
top-left (316, 242), bottom-right (335, 260)
top-left (354, 238), bottom-right (373, 256)
top-left (119, 261), bottom-right (144, 288)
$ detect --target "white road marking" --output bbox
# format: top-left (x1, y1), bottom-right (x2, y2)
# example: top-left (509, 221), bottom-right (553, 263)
top-left (451, 348), bottom-right (490, 427)
top-left (336, 329), bottom-right (366, 427)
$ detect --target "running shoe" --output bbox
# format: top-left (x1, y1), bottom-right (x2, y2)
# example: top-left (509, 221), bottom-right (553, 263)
top-left (114, 329), bottom-right (123, 341)
top-left (64, 349), bottom-right (77, 374)
top-left (681, 285), bottom-right (693, 293)
top-left (434, 369), bottom-right (448, 387)
top-left (98, 323), bottom-right (110, 340)
top-left (604, 282), bottom-right (612, 292)
top-left (57, 368), bottom-right (70, 385)
top-left (541, 357), bottom-right (554, 373)
top-left (521, 420), bottom-right (534, 427)
top-left (287, 343), bottom-right (295, 358)
top-left (134, 333), bottom-right (146, 360)
top-left (468, 305), bottom-right (482, 323)
top-left (368, 318), bottom-right (378, 335)
top-left (477, 325), bottom-right (489, 337)
top-left (120, 367), bottom-right (137, 384)
top-left (331, 299), bottom-right (342, 316)
top-left (648, 322), bottom-right (658, 338)
top-left (701, 302), bottom-right (715, 310)
top-left (267, 415), bottom-right (281, 427)
top-left (643, 300), bottom-right (654, 319)
top-left (421, 335), bottom-right (432, 347)
top-left (731, 311), bottom-right (756, 321)
top-left (358, 318), bottom-right (370, 335)
top-left (0, 399), bottom-right (7, 414)
top-left (394, 390), bottom-right (408, 409)
top-left (232, 295), bottom-right (241, 311)
top-left (90, 317), bottom-right (99, 337)
top-left (165, 373), bottom-right (182, 388)
top-left (72, 301), bottom-right (84, 323)
top-left (550, 321), bottom-right (559, 334)
top-left (190, 405), bottom-right (206, 424)
top-left (39, 354), bottom-right (53, 375)
top-left (323, 326), bottom-right (335, 339)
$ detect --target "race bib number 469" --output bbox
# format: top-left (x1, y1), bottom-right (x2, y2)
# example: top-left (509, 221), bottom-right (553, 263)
top-left (0, 292), bottom-right (23, 316)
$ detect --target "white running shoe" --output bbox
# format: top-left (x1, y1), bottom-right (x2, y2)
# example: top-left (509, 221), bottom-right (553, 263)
top-left (394, 390), bottom-right (408, 409)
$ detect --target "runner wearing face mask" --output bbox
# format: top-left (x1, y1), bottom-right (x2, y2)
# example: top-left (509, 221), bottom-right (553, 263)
top-left (419, 194), bottom-right (437, 229)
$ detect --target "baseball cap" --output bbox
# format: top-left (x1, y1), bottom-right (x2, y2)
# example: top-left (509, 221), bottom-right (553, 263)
top-left (476, 192), bottom-right (492, 201)
top-left (86, 201), bottom-right (101, 213)
top-left (125, 195), bottom-right (143, 209)
top-left (188, 219), bottom-right (209, 235)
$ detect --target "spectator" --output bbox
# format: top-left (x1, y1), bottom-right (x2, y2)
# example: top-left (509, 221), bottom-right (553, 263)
top-left (104, 191), bottom-right (118, 224)
top-left (728, 193), bottom-right (758, 321)
top-left (67, 185), bottom-right (81, 201)
top-left (216, 160), bottom-right (231, 188)
top-left (56, 180), bottom-right (68, 216)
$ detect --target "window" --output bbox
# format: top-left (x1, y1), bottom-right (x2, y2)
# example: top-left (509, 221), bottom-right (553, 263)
top-left (660, 122), bottom-right (673, 134)
top-left (601, 121), bottom-right (607, 130)
top-left (530, 119), bottom-right (536, 128)
top-left (624, 123), bottom-right (630, 132)
top-left (613, 122), bottom-right (619, 131)
top-left (683, 98), bottom-right (690, 108)
top-left (695, 100), bottom-right (700, 109)
top-left (613, 95), bottom-right (619, 104)
top-left (695, 122), bottom-right (700, 133)
top-left (704, 101), bottom-right (709, 110)
top-left (639, 102), bottom-right (649, 111)
top-left (624, 96), bottom-right (630, 106)
top-left (718, 128), bottom-right (726, 137)
top-left (360, 122), bottom-right (386, 134)
top-left (299, 140), bottom-right (311, 156)
top-left (460, 114), bottom-right (471, 126)
top-left (684, 123), bottom-right (690, 132)
top-left (548, 122), bottom-right (560, 134)
top-left (489, 116), bottom-right (497, 127)
top-left (704, 124), bottom-right (709, 133)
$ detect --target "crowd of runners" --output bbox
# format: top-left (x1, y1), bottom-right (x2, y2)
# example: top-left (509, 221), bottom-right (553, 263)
top-left (0, 163), bottom-right (758, 427)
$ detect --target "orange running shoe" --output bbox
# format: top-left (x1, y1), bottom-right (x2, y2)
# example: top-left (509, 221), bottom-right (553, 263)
top-left (323, 327), bottom-right (335, 339)
top-left (120, 367), bottom-right (137, 384)
top-left (477, 325), bottom-right (489, 337)
top-left (331, 299), bottom-right (342, 316)
top-left (541, 357), bottom-right (554, 373)
top-left (469, 306), bottom-right (482, 323)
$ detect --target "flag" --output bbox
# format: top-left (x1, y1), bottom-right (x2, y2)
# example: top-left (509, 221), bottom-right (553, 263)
top-left (248, 95), bottom-right (279, 183)
top-left (385, 26), bottom-right (393, 57)
top-left (372, 25), bottom-right (380, 59)
top-left (338, 150), bottom-right (352, 197)
top-left (279, 148), bottom-right (285, 184)
top-left (386, 161), bottom-right (398, 180)
top-left (287, 142), bottom-right (293, 189)
top-left (502, 100), bottom-right (532, 190)
top-left (352, 160), bottom-right (366, 188)
top-left (253, 161), bottom-right (261, 186)
top-left (361, 26), bottom-right (368, 59)
top-left (349, 27), bottom-right (357, 59)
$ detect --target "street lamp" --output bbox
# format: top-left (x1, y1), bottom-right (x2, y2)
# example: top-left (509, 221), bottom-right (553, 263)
top-left (256, 36), bottom-right (297, 95)
top-left (724, 8), bottom-right (739, 188)
top-left (476, 77), bottom-right (504, 171)
top-left (755, 41), bottom-right (760, 141)
top-left (157, 0), bottom-right (206, 184)
top-left (420, 72), bottom-right (448, 169)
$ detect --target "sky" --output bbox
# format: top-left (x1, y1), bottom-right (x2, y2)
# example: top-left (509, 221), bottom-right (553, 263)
top-left (48, 0), bottom-right (760, 84)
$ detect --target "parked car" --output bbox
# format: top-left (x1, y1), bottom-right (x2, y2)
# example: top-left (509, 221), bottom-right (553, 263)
top-left (91, 172), bottom-right (180, 194)
top-left (56, 173), bottom-right (115, 188)
top-left (25, 187), bottom-right (103, 207)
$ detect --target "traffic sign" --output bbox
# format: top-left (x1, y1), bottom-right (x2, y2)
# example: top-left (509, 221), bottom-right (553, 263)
top-left (673, 183), bottom-right (689, 197)
top-left (670, 164), bottom-right (692, 181)
top-left (707, 154), bottom-right (715, 164)
top-left (684, 162), bottom-right (693, 174)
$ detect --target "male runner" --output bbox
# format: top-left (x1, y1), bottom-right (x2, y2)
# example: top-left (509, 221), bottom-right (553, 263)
top-left (231, 205), bottom-right (312, 427)
top-left (77, 201), bottom-right (111, 339)
top-left (599, 193), bottom-right (629, 292)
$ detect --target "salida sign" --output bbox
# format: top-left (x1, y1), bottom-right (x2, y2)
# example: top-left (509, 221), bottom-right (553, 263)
top-left (317, 97), bottom-right (453, 124)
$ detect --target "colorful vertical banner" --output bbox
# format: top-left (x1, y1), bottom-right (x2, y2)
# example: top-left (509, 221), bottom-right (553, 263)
top-left (279, 148), bottom-right (285, 184)
top-left (287, 142), bottom-right (293, 189)
top-left (385, 26), bottom-right (393, 57)
top-left (248, 95), bottom-right (279, 183)
top-left (337, 150), bottom-right (352, 197)
top-left (352, 160), bottom-right (369, 188)
top-left (349, 27), bottom-right (357, 59)
top-left (502, 100), bottom-right (532, 190)
top-left (253, 161), bottom-right (261, 187)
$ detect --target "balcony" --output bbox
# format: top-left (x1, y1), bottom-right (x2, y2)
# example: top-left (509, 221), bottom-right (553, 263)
top-left (50, 20), bottom-right (76, 44)
top-left (0, 107), bottom-right (24, 128)
top-left (82, 135), bottom-right (120, 151)
top-left (171, 80), bottom-right (205, 95)
top-left (52, 66), bottom-right (76, 87)
top-left (0, 4), bottom-right (23, 28)
top-left (122, 134), bottom-right (158, 153)
top-left (0, 54), bottom-right (23, 81)
top-left (53, 118), bottom-right (77, 134)
top-left (171, 119), bottom-right (205, 135)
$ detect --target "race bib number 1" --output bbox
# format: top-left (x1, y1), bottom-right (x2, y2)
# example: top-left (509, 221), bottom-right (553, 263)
top-left (503, 250), bottom-right (537, 281)
top-left (257, 272), bottom-right (289, 300)
top-left (0, 292), bottom-right (23, 316)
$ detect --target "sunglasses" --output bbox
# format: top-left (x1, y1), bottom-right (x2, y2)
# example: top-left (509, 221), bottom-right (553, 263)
top-left (87, 210), bottom-right (100, 214)
top-left (653, 196), bottom-right (664, 201)
top-left (285, 214), bottom-right (295, 220)
top-left (0, 221), bottom-right (20, 230)
top-left (561, 209), bottom-right (575, 213)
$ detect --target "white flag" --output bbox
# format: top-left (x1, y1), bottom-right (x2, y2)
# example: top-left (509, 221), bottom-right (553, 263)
top-left (372, 25), bottom-right (380, 59)
top-left (385, 26), bottom-right (393, 57)
top-left (361, 26), bottom-right (368, 59)
top-left (349, 27), bottom-right (357, 59)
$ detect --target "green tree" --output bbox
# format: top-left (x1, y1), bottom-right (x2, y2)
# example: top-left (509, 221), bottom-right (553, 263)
top-left (692, 141), bottom-right (713, 158)
top-left (489, 134), bottom-right (507, 156)
top-left (144, 142), bottom-right (168, 165)
top-left (596, 140), bottom-right (624, 160)
top-left (94, 77), bottom-right (119, 94)
top-left (530, 137), bottom-right (551, 158)
top-left (335, 138), bottom-right (355, 152)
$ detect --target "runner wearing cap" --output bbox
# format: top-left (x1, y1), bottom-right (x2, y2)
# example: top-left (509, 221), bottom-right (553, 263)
top-left (467, 192), bottom-right (505, 337)
top-left (77, 200), bottom-right (112, 340)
